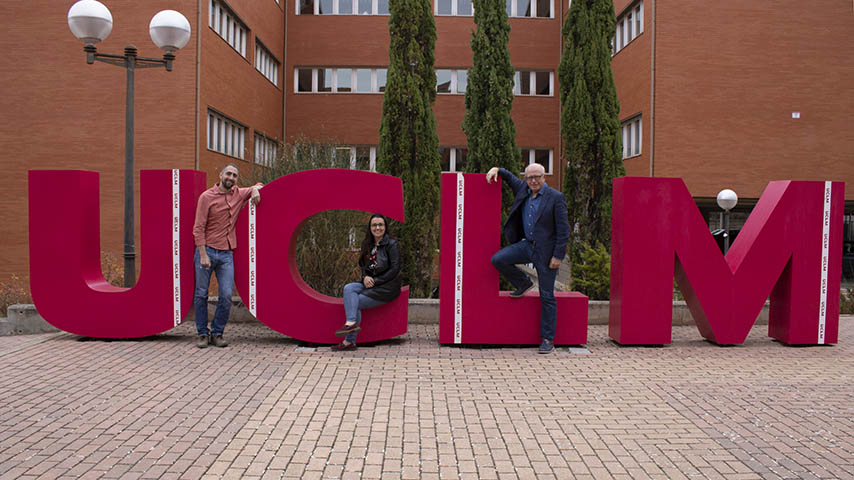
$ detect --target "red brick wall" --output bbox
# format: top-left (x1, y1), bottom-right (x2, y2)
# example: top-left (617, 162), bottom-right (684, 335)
top-left (199, 0), bottom-right (285, 182)
top-left (653, 0), bottom-right (854, 198)
top-left (284, 8), bottom-right (563, 184)
top-left (611, 0), bottom-right (651, 178)
top-left (0, 1), bottom-right (199, 284)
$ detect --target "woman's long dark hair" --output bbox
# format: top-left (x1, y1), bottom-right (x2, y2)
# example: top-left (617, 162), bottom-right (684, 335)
top-left (360, 213), bottom-right (391, 260)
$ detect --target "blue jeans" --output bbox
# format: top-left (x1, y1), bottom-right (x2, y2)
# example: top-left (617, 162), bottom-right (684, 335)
top-left (194, 246), bottom-right (234, 337)
top-left (490, 239), bottom-right (558, 341)
top-left (342, 282), bottom-right (387, 343)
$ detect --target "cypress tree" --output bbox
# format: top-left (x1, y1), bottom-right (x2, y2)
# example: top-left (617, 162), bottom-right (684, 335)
top-left (461, 0), bottom-right (520, 217)
top-left (559, 0), bottom-right (625, 262)
top-left (377, 0), bottom-right (441, 297)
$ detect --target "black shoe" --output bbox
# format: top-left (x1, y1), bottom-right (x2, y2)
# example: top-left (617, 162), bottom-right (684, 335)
top-left (509, 279), bottom-right (534, 298)
top-left (538, 339), bottom-right (554, 354)
top-left (335, 323), bottom-right (361, 337)
top-left (331, 341), bottom-right (358, 351)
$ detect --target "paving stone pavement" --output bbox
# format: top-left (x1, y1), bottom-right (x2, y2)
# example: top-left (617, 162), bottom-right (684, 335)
top-left (0, 319), bottom-right (852, 480)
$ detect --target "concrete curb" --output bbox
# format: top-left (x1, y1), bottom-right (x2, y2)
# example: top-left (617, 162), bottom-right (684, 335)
top-left (1, 305), bottom-right (60, 335)
top-left (1, 299), bottom-right (771, 335)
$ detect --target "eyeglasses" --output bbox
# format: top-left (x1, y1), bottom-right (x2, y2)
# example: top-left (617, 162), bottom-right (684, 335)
top-left (370, 223), bottom-right (385, 228)
top-left (525, 174), bottom-right (544, 181)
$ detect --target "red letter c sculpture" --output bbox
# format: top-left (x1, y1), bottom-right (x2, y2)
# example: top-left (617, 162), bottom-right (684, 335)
top-left (233, 169), bottom-right (408, 343)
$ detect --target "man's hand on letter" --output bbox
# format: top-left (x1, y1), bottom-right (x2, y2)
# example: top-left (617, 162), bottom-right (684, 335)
top-left (251, 185), bottom-right (262, 205)
top-left (485, 167), bottom-right (499, 183)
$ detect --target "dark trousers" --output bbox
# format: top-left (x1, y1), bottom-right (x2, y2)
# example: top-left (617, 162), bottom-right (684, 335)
top-left (490, 239), bottom-right (557, 340)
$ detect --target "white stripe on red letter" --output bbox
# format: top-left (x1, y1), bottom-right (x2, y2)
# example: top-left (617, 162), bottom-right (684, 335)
top-left (818, 181), bottom-right (831, 344)
top-left (454, 173), bottom-right (464, 344)
top-left (172, 170), bottom-right (181, 327)
top-left (249, 200), bottom-right (258, 317)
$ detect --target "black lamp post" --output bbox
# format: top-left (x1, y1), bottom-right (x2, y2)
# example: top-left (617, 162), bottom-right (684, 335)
top-left (68, 1), bottom-right (191, 287)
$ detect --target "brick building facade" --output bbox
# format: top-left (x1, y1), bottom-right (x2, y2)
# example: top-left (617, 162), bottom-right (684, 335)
top-left (2, 0), bottom-right (852, 286)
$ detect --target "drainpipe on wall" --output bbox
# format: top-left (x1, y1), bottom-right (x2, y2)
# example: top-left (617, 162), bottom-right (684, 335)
top-left (648, 0), bottom-right (655, 177)
top-left (282, 2), bottom-right (288, 141)
top-left (195, 0), bottom-right (202, 171)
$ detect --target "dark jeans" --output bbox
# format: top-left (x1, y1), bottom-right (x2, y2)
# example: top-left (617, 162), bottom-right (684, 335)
top-left (194, 246), bottom-right (234, 337)
top-left (490, 239), bottom-right (558, 341)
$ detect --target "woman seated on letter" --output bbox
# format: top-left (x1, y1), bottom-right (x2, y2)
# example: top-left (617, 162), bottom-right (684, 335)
top-left (331, 214), bottom-right (402, 351)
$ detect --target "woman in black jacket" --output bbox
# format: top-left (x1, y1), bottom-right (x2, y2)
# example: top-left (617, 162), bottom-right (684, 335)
top-left (332, 214), bottom-right (402, 351)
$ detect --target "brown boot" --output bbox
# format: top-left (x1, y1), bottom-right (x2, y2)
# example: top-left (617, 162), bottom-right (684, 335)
top-left (211, 335), bottom-right (228, 348)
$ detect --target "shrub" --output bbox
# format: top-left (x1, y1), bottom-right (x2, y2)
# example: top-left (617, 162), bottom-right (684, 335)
top-left (0, 274), bottom-right (32, 317)
top-left (841, 289), bottom-right (854, 314)
top-left (570, 243), bottom-right (610, 300)
top-left (249, 136), bottom-right (362, 297)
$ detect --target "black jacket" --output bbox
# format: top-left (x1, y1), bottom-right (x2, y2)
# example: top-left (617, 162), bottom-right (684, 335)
top-left (360, 236), bottom-right (402, 302)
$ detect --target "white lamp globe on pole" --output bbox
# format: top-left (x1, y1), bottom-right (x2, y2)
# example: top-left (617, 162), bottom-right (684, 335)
top-left (149, 10), bottom-right (192, 52)
top-left (716, 189), bottom-right (738, 255)
top-left (67, 0), bottom-right (113, 44)
top-left (66, 1), bottom-right (191, 287)
top-left (716, 189), bottom-right (738, 211)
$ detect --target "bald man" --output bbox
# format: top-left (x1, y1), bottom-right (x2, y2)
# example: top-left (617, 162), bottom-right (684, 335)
top-left (486, 163), bottom-right (570, 354)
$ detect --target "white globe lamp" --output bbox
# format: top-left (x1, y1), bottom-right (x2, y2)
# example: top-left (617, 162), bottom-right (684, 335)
top-left (68, 0), bottom-right (113, 44)
top-left (716, 189), bottom-right (738, 211)
top-left (149, 10), bottom-right (192, 52)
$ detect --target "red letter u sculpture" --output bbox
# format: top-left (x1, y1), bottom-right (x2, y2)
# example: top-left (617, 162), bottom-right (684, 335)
top-left (28, 170), bottom-right (206, 338)
top-left (232, 169), bottom-right (409, 343)
top-left (610, 178), bottom-right (844, 345)
top-left (439, 173), bottom-right (588, 345)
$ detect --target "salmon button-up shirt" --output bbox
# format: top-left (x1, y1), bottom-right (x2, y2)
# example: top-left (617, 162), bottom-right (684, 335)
top-left (193, 183), bottom-right (256, 251)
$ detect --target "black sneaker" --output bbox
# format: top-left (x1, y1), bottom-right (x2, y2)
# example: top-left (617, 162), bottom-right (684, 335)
top-left (509, 279), bottom-right (534, 298)
top-left (538, 339), bottom-right (554, 354)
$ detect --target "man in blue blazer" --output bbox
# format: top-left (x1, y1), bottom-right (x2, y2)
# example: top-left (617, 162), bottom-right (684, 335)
top-left (486, 163), bottom-right (570, 354)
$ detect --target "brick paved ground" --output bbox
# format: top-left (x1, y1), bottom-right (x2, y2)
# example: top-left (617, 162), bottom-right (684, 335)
top-left (0, 320), bottom-right (852, 480)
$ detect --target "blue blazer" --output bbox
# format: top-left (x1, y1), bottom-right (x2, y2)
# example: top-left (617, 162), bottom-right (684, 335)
top-left (498, 168), bottom-right (571, 264)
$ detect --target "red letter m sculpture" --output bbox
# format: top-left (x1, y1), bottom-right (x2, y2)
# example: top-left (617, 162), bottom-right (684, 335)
top-left (610, 178), bottom-right (843, 346)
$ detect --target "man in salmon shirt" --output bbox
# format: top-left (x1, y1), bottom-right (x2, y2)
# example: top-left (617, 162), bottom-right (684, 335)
top-left (193, 164), bottom-right (262, 348)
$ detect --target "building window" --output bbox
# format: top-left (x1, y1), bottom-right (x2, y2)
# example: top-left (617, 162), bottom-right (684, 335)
top-left (436, 69), bottom-right (468, 94)
top-left (613, 1), bottom-right (642, 54)
top-left (521, 148), bottom-right (553, 174)
top-left (505, 0), bottom-right (552, 18)
top-left (333, 146), bottom-right (377, 170)
top-left (255, 40), bottom-right (279, 86)
top-left (254, 133), bottom-right (278, 167)
top-left (435, 0), bottom-right (473, 16)
top-left (376, 68), bottom-right (388, 92)
top-left (207, 110), bottom-right (246, 160)
top-left (439, 147), bottom-right (469, 172)
top-left (294, 67), bottom-right (389, 93)
top-left (336, 68), bottom-right (353, 92)
top-left (621, 115), bottom-right (642, 158)
top-left (209, 0), bottom-right (248, 57)
top-left (297, 0), bottom-right (389, 15)
top-left (296, 68), bottom-right (313, 92)
top-left (514, 71), bottom-right (553, 96)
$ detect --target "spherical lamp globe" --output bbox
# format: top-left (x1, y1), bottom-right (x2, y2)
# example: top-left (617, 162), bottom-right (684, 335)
top-left (149, 10), bottom-right (191, 52)
top-left (716, 189), bottom-right (738, 211)
top-left (68, 0), bottom-right (113, 44)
